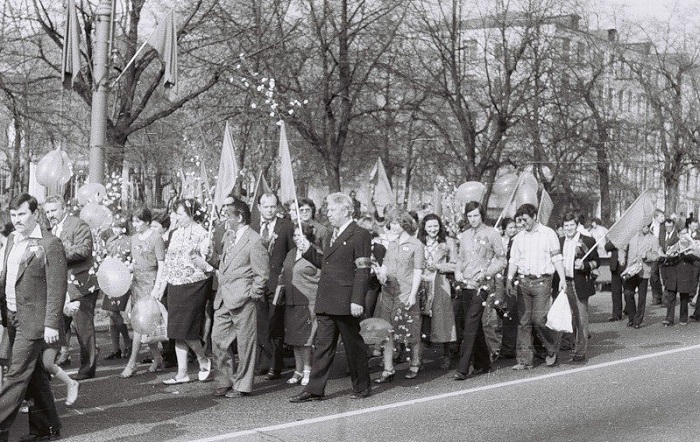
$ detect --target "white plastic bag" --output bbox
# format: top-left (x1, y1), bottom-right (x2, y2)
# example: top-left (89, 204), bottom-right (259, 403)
top-left (546, 289), bottom-right (573, 333)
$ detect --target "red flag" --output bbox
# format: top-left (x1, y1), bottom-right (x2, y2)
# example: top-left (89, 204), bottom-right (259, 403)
top-left (213, 122), bottom-right (239, 209)
top-left (146, 10), bottom-right (178, 93)
top-left (369, 157), bottom-right (394, 216)
top-left (606, 189), bottom-right (659, 249)
top-left (537, 189), bottom-right (554, 226)
top-left (61, 0), bottom-right (81, 89)
top-left (277, 121), bottom-right (297, 205)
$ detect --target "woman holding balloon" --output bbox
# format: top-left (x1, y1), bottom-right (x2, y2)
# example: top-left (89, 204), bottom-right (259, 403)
top-left (160, 199), bottom-right (213, 385)
top-left (120, 208), bottom-right (168, 378)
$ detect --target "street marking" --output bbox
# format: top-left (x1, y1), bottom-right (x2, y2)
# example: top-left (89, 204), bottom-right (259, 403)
top-left (190, 343), bottom-right (700, 441)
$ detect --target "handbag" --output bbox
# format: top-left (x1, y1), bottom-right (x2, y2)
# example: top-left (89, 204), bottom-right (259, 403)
top-left (141, 300), bottom-right (169, 344)
top-left (418, 280), bottom-right (434, 316)
top-left (546, 289), bottom-right (573, 333)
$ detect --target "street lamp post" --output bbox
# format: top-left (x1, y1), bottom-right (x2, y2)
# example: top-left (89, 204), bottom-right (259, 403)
top-left (87, 0), bottom-right (112, 184)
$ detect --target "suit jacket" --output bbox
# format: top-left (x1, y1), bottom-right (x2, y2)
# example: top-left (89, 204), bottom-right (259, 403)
top-left (554, 234), bottom-right (599, 300)
top-left (659, 229), bottom-right (679, 254)
top-left (214, 227), bottom-right (269, 311)
top-left (57, 215), bottom-right (96, 299)
top-left (0, 227), bottom-right (68, 340)
top-left (303, 221), bottom-right (372, 316)
top-left (253, 217), bottom-right (295, 292)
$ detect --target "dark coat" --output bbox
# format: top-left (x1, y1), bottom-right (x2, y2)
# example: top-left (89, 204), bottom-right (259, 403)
top-left (253, 217), bottom-right (295, 293)
top-left (659, 229), bottom-right (697, 293)
top-left (553, 234), bottom-right (599, 301)
top-left (303, 221), bottom-right (372, 316)
top-left (0, 227), bottom-right (68, 340)
top-left (57, 215), bottom-right (96, 299)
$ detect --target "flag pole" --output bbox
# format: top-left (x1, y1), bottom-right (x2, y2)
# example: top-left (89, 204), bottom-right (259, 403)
top-left (110, 6), bottom-right (176, 88)
top-left (110, 39), bottom-right (150, 87)
top-left (580, 189), bottom-right (652, 261)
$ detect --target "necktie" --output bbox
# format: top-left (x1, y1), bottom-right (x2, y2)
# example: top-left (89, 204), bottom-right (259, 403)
top-left (261, 222), bottom-right (269, 240)
top-left (330, 228), bottom-right (339, 246)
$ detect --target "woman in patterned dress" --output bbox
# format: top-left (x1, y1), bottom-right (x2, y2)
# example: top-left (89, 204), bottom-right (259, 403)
top-left (418, 214), bottom-right (457, 369)
top-left (120, 208), bottom-right (167, 378)
top-left (374, 210), bottom-right (425, 383)
top-left (160, 199), bottom-right (213, 385)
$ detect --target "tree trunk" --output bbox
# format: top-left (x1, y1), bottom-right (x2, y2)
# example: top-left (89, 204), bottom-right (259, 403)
top-left (664, 173), bottom-right (679, 214)
top-left (594, 137), bottom-right (611, 225)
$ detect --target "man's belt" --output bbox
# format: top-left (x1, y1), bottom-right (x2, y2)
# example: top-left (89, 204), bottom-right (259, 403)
top-left (519, 274), bottom-right (552, 279)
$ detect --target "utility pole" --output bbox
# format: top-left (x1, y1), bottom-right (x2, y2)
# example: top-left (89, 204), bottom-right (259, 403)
top-left (88, 0), bottom-right (112, 184)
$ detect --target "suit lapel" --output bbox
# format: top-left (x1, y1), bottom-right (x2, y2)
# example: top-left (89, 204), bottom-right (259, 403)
top-left (325, 222), bottom-right (355, 259)
top-left (222, 229), bottom-right (251, 273)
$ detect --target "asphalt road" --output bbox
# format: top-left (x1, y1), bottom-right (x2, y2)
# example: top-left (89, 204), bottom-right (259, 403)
top-left (6, 291), bottom-right (700, 442)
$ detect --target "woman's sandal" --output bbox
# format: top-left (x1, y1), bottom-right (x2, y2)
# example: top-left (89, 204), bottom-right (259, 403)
top-left (120, 365), bottom-right (138, 378)
top-left (287, 371), bottom-right (303, 384)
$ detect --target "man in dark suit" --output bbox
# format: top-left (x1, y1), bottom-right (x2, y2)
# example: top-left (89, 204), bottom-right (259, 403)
top-left (659, 218), bottom-right (696, 325)
top-left (44, 196), bottom-right (97, 380)
top-left (253, 193), bottom-right (295, 379)
top-left (290, 192), bottom-right (372, 402)
top-left (0, 193), bottom-right (67, 442)
top-left (649, 209), bottom-right (666, 304)
top-left (605, 240), bottom-right (624, 321)
top-left (554, 212), bottom-right (599, 362)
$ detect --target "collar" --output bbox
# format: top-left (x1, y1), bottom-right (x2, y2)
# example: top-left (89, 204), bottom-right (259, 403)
top-left (15, 224), bottom-right (43, 243)
top-left (564, 232), bottom-right (580, 243)
top-left (236, 225), bottom-right (249, 237)
top-left (261, 217), bottom-right (277, 228)
top-left (524, 223), bottom-right (541, 234)
top-left (334, 219), bottom-right (353, 236)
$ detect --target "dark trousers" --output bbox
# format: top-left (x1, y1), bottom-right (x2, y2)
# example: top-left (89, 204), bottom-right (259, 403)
top-left (455, 289), bottom-right (491, 375)
top-left (623, 276), bottom-right (648, 326)
top-left (611, 270), bottom-right (624, 317)
top-left (256, 290), bottom-right (285, 373)
top-left (665, 291), bottom-right (690, 323)
top-left (650, 262), bottom-right (663, 303)
top-left (0, 311), bottom-right (60, 439)
top-left (498, 290), bottom-right (518, 357)
top-left (304, 314), bottom-right (370, 396)
top-left (67, 291), bottom-right (98, 377)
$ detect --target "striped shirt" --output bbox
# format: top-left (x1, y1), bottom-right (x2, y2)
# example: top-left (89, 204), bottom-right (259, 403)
top-left (509, 223), bottom-right (562, 277)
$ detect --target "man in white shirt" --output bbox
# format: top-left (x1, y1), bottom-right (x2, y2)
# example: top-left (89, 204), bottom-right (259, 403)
top-left (506, 204), bottom-right (566, 370)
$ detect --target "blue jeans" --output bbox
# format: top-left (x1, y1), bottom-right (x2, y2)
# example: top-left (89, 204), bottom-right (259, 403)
top-left (516, 276), bottom-right (558, 365)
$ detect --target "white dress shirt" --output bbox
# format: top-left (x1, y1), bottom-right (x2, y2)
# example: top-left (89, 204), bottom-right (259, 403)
top-left (5, 224), bottom-right (43, 312)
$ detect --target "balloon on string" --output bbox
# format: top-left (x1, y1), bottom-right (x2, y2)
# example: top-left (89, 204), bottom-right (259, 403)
top-left (131, 296), bottom-right (162, 335)
top-left (97, 257), bottom-right (132, 299)
top-left (492, 173), bottom-right (518, 198)
top-left (76, 182), bottom-right (107, 206)
top-left (520, 172), bottom-right (539, 193)
top-left (455, 181), bottom-right (486, 204)
top-left (487, 192), bottom-right (506, 209)
top-left (35, 149), bottom-right (73, 187)
top-left (515, 185), bottom-right (539, 207)
top-left (80, 203), bottom-right (113, 230)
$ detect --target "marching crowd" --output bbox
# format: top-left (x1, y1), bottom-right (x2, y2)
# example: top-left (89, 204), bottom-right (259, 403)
top-left (0, 189), bottom-right (697, 440)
